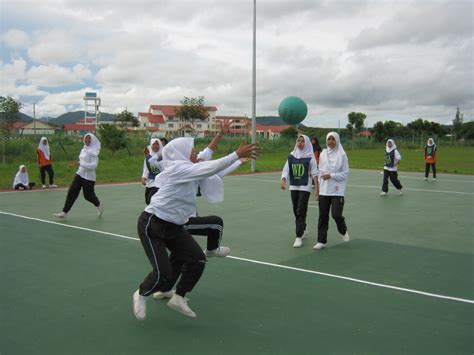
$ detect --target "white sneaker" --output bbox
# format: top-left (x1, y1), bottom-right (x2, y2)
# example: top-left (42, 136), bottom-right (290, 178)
top-left (424, 177), bottom-right (428, 181)
top-left (313, 242), bottom-right (327, 250)
top-left (379, 192), bottom-right (387, 196)
top-left (205, 246), bottom-right (230, 257)
top-left (433, 178), bottom-right (436, 181)
top-left (53, 212), bottom-right (67, 219)
top-left (50, 184), bottom-right (58, 188)
top-left (97, 203), bottom-right (104, 217)
top-left (132, 289), bottom-right (147, 320)
top-left (167, 294), bottom-right (196, 318)
top-left (42, 185), bottom-right (47, 188)
top-left (153, 290), bottom-right (175, 300)
top-left (293, 237), bottom-right (303, 248)
top-left (342, 231), bottom-right (350, 242)
top-left (399, 189), bottom-right (403, 195)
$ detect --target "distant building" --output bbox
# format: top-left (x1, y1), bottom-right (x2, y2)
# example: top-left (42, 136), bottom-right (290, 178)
top-left (63, 123), bottom-right (97, 135)
top-left (138, 105), bottom-right (291, 139)
top-left (355, 130), bottom-right (372, 138)
top-left (137, 104), bottom-right (219, 138)
top-left (14, 120), bottom-right (57, 135)
top-left (256, 124), bottom-right (294, 139)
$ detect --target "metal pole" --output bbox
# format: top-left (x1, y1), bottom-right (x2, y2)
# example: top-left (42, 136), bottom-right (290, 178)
top-left (33, 103), bottom-right (36, 136)
top-left (251, 0), bottom-right (257, 173)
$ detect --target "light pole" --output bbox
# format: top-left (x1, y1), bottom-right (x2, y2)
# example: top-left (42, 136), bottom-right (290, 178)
top-left (33, 102), bottom-right (36, 136)
top-left (251, 0), bottom-right (257, 173)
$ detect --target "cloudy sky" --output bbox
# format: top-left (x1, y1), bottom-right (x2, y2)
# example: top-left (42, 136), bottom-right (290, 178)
top-left (1, 0), bottom-right (472, 127)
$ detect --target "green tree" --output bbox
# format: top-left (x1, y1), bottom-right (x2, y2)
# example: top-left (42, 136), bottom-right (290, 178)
top-left (115, 109), bottom-right (139, 129)
top-left (372, 121), bottom-right (385, 142)
top-left (280, 126), bottom-right (299, 139)
top-left (348, 112), bottom-right (367, 131)
top-left (453, 106), bottom-right (464, 141)
top-left (347, 112), bottom-right (367, 149)
top-left (459, 121), bottom-right (474, 140)
top-left (175, 96), bottom-right (210, 137)
top-left (0, 96), bottom-right (23, 136)
top-left (97, 124), bottom-right (127, 154)
top-left (0, 96), bottom-right (23, 164)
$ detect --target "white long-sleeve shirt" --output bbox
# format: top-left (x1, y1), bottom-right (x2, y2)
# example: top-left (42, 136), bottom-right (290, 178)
top-left (76, 150), bottom-right (98, 181)
top-left (318, 154), bottom-right (349, 196)
top-left (145, 152), bottom-right (239, 225)
top-left (197, 147), bottom-right (242, 177)
top-left (281, 156), bottom-right (319, 192)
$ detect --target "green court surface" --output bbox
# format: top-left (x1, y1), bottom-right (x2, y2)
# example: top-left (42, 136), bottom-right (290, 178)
top-left (1, 169), bottom-right (473, 354)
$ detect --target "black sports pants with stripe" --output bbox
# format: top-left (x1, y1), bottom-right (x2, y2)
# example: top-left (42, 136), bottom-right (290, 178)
top-left (317, 195), bottom-right (347, 244)
top-left (184, 215), bottom-right (223, 251)
top-left (290, 190), bottom-right (310, 238)
top-left (62, 174), bottom-right (100, 213)
top-left (137, 211), bottom-right (206, 297)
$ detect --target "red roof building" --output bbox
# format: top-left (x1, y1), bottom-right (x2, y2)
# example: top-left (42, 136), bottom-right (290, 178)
top-left (63, 123), bottom-right (97, 135)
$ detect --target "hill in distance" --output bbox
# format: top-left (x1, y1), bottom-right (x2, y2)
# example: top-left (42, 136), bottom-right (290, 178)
top-left (47, 111), bottom-right (117, 126)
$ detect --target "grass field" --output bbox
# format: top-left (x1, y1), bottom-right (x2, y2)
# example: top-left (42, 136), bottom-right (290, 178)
top-left (0, 141), bottom-right (473, 189)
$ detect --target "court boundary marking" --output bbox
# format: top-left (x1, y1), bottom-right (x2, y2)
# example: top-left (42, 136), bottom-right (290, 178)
top-left (1, 210), bottom-right (472, 305)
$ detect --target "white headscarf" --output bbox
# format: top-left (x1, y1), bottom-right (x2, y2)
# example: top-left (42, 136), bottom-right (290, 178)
top-left (161, 137), bottom-right (193, 167)
top-left (386, 139), bottom-right (397, 153)
top-left (427, 138), bottom-right (435, 147)
top-left (13, 165), bottom-right (29, 187)
top-left (319, 132), bottom-right (347, 173)
top-left (157, 137), bottom-right (224, 203)
top-left (147, 137), bottom-right (164, 160)
top-left (290, 134), bottom-right (314, 159)
top-left (38, 137), bottom-right (50, 160)
top-left (83, 133), bottom-right (101, 157)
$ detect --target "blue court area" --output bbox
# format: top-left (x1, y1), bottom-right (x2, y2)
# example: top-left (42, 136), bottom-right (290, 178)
top-left (0, 169), bottom-right (473, 354)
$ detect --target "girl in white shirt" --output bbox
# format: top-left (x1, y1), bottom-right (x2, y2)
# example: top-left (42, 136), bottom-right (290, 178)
top-left (314, 132), bottom-right (350, 250)
top-left (133, 137), bottom-right (259, 320)
top-left (53, 133), bottom-right (103, 219)
top-left (281, 135), bottom-right (319, 248)
top-left (141, 138), bottom-right (164, 204)
top-left (13, 165), bottom-right (35, 190)
top-left (379, 139), bottom-right (403, 196)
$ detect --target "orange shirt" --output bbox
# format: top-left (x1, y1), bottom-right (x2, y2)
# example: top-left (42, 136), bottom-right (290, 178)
top-left (37, 149), bottom-right (52, 167)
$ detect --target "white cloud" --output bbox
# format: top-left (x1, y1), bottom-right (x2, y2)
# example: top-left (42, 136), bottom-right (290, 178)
top-left (2, 29), bottom-right (30, 49)
top-left (26, 64), bottom-right (91, 87)
top-left (1, 0), bottom-right (472, 126)
top-left (27, 30), bottom-right (82, 64)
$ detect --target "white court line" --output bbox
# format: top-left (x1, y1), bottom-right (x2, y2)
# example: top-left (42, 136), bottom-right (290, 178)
top-left (397, 175), bottom-right (474, 183)
top-left (0, 182), bottom-right (141, 195)
top-left (1, 210), bottom-right (473, 305)
top-left (226, 177), bottom-right (474, 195)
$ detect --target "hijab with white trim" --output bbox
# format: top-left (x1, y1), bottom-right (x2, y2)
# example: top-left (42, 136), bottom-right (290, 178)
top-left (386, 139), bottom-right (397, 153)
top-left (82, 133), bottom-right (101, 157)
top-left (319, 132), bottom-right (347, 173)
top-left (38, 137), bottom-right (50, 160)
top-left (147, 137), bottom-right (163, 160)
top-left (13, 165), bottom-right (29, 186)
top-left (290, 134), bottom-right (314, 159)
top-left (427, 138), bottom-right (435, 147)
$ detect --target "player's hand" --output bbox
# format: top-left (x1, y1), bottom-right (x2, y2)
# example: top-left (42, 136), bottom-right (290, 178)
top-left (321, 174), bottom-right (331, 180)
top-left (281, 179), bottom-right (286, 190)
top-left (239, 157), bottom-right (251, 163)
top-left (236, 142), bottom-right (261, 159)
top-left (141, 178), bottom-right (146, 186)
